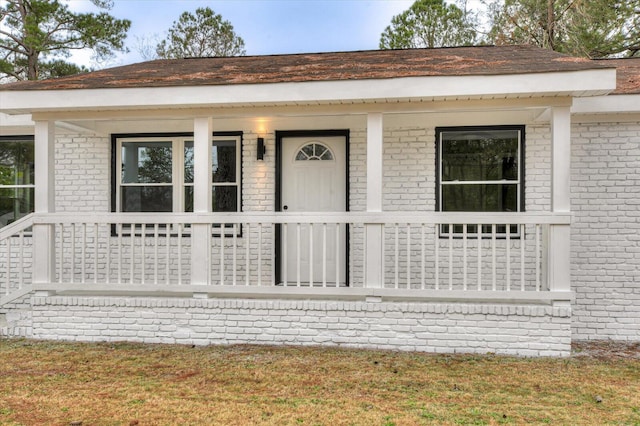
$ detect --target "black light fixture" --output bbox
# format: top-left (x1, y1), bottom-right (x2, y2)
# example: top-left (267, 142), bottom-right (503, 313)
top-left (257, 137), bottom-right (266, 160)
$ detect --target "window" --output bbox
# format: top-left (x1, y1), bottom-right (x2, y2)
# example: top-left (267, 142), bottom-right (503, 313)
top-left (114, 133), bottom-right (242, 214)
top-left (184, 139), bottom-right (239, 212)
top-left (295, 142), bottom-right (334, 161)
top-left (0, 136), bottom-right (34, 227)
top-left (436, 126), bottom-right (524, 236)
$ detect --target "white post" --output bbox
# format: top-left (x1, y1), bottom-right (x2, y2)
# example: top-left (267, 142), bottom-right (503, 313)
top-left (191, 117), bottom-right (213, 288)
top-left (547, 105), bottom-right (571, 294)
top-left (33, 120), bottom-right (56, 286)
top-left (365, 113), bottom-right (384, 288)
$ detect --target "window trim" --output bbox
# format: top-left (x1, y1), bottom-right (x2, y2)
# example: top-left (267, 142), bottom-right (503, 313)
top-left (0, 135), bottom-right (35, 228)
top-left (111, 132), bottom-right (242, 236)
top-left (435, 125), bottom-right (525, 238)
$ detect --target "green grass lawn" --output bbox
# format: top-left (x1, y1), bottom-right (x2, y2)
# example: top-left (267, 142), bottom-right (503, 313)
top-left (0, 339), bottom-right (638, 425)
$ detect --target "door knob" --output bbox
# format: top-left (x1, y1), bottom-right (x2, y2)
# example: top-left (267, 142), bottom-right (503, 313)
top-left (283, 205), bottom-right (288, 210)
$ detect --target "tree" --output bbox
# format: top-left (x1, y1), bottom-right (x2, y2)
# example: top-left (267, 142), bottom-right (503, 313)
top-left (132, 34), bottom-right (162, 61)
top-left (486, 0), bottom-right (640, 58)
top-left (0, 0), bottom-right (130, 81)
top-left (155, 7), bottom-right (246, 59)
top-left (380, 0), bottom-right (477, 49)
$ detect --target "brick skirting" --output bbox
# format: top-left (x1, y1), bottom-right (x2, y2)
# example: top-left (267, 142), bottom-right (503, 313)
top-left (23, 296), bottom-right (573, 357)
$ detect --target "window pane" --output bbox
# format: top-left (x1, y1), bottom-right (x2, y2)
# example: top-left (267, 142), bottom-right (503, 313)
top-left (121, 141), bottom-right (172, 184)
top-left (0, 187), bottom-right (34, 226)
top-left (184, 186), bottom-right (238, 212)
top-left (184, 185), bottom-right (193, 212)
top-left (121, 186), bottom-right (172, 212)
top-left (0, 140), bottom-right (35, 186)
top-left (184, 141), bottom-right (194, 184)
top-left (184, 140), bottom-right (237, 184)
top-left (302, 144), bottom-right (314, 158)
top-left (320, 149), bottom-right (333, 160)
top-left (442, 130), bottom-right (519, 182)
top-left (442, 184), bottom-right (518, 212)
top-left (213, 140), bottom-right (236, 183)
top-left (213, 186), bottom-right (237, 212)
top-left (442, 223), bottom-right (519, 235)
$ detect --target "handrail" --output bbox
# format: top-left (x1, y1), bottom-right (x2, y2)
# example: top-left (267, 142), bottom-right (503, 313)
top-left (30, 211), bottom-right (571, 226)
top-left (0, 213), bottom-right (35, 240)
top-left (1, 214), bottom-right (35, 307)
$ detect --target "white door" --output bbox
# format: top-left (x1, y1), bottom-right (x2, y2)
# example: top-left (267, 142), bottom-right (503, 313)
top-left (281, 136), bottom-right (347, 285)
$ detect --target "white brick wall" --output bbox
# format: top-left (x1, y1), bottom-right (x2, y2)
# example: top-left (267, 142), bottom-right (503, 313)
top-left (383, 127), bottom-right (435, 211)
top-left (571, 122), bottom-right (640, 341)
top-left (55, 134), bottom-right (110, 213)
top-left (525, 125), bottom-right (551, 212)
top-left (30, 296), bottom-right (572, 356)
top-left (0, 294), bottom-right (33, 338)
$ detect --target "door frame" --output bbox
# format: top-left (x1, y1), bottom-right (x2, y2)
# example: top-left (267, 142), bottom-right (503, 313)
top-left (275, 129), bottom-right (350, 285)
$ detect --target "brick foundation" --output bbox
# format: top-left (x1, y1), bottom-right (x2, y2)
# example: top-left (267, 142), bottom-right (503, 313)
top-left (28, 296), bottom-right (572, 357)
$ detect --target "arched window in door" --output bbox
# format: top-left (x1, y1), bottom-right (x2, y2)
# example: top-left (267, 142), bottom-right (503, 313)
top-left (295, 143), bottom-right (334, 161)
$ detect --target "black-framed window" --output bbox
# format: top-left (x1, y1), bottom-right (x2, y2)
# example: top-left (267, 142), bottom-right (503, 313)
top-left (436, 125), bottom-right (524, 236)
top-left (113, 133), bottom-right (242, 215)
top-left (0, 136), bottom-right (35, 227)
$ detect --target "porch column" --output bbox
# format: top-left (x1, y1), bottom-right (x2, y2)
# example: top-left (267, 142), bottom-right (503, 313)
top-left (365, 113), bottom-right (384, 288)
top-left (191, 117), bottom-right (213, 286)
top-left (547, 106), bottom-right (571, 293)
top-left (33, 120), bottom-right (56, 285)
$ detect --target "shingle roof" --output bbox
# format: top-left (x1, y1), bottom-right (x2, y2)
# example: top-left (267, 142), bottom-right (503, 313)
top-left (0, 45), bottom-right (612, 92)
top-left (594, 58), bottom-right (640, 95)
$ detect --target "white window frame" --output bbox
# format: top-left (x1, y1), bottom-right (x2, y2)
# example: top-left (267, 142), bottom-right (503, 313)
top-left (114, 134), bottom-right (242, 214)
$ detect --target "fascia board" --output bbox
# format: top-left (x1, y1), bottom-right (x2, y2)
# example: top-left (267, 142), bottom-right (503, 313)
top-left (0, 69), bottom-right (616, 114)
top-left (572, 94), bottom-right (640, 114)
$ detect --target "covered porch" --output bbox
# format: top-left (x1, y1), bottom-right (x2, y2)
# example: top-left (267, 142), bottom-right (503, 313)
top-left (2, 103), bottom-right (575, 306)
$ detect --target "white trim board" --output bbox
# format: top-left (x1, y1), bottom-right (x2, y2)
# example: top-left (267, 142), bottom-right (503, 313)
top-left (1, 69), bottom-right (616, 115)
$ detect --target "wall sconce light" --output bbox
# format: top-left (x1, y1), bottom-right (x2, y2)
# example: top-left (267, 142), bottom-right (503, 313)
top-left (257, 137), bottom-right (266, 161)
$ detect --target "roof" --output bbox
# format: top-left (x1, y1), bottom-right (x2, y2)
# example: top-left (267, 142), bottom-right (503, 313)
top-left (594, 58), bottom-right (640, 95)
top-left (0, 45), bottom-right (613, 92)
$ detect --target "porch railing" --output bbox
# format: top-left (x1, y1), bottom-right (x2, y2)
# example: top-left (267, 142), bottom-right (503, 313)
top-left (1, 212), bottom-right (572, 301)
top-left (0, 214), bottom-right (34, 304)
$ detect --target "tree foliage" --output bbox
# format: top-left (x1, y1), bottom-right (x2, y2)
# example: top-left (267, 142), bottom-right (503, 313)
top-left (0, 0), bottom-right (131, 81)
top-left (379, 0), bottom-right (477, 49)
top-left (156, 7), bottom-right (245, 59)
top-left (486, 0), bottom-right (640, 58)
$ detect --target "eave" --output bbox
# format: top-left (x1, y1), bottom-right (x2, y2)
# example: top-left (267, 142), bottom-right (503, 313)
top-left (0, 69), bottom-right (616, 116)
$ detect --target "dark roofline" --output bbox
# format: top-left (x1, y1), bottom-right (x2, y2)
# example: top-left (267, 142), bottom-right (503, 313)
top-left (0, 45), bottom-right (615, 92)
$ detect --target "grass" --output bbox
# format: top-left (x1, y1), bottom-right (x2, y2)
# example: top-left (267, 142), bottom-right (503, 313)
top-left (0, 339), bottom-right (638, 425)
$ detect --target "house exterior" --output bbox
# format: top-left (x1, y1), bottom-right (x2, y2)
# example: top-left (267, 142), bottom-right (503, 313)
top-left (0, 45), bottom-right (638, 356)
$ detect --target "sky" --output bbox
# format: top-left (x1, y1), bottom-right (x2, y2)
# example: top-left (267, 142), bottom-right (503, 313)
top-left (67, 0), bottom-right (420, 67)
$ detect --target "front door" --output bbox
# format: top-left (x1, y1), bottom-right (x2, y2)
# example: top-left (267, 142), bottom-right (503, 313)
top-left (280, 134), bottom-right (347, 285)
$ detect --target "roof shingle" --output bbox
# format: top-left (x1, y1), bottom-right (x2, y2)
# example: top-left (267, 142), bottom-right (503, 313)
top-left (0, 45), bottom-right (612, 92)
top-left (594, 58), bottom-right (640, 94)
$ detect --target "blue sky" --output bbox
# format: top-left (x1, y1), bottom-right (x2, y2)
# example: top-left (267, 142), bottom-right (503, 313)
top-left (68, 0), bottom-right (419, 66)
